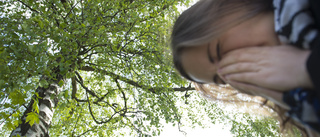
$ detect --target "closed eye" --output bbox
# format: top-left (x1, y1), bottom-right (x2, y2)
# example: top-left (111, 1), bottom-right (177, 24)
top-left (207, 43), bottom-right (214, 63)
top-left (216, 42), bottom-right (221, 60)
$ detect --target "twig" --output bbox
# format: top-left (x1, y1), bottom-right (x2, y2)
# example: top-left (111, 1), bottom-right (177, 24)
top-left (16, 0), bottom-right (40, 13)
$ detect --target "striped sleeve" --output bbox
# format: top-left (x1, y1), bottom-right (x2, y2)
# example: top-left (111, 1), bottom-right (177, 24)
top-left (273, 0), bottom-right (319, 49)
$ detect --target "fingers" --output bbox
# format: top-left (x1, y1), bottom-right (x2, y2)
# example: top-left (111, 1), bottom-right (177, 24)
top-left (228, 80), bottom-right (290, 110)
top-left (217, 62), bottom-right (261, 89)
top-left (219, 47), bottom-right (261, 68)
top-left (219, 71), bottom-right (281, 92)
top-left (223, 73), bottom-right (257, 85)
top-left (218, 62), bottom-right (258, 76)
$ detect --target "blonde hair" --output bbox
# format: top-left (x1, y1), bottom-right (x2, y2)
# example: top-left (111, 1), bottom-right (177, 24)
top-left (195, 84), bottom-right (307, 136)
top-left (171, 0), bottom-right (307, 136)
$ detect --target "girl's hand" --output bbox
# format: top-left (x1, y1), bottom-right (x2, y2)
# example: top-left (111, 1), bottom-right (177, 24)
top-left (218, 45), bottom-right (313, 92)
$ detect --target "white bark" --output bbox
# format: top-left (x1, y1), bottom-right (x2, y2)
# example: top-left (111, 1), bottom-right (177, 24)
top-left (10, 83), bottom-right (62, 137)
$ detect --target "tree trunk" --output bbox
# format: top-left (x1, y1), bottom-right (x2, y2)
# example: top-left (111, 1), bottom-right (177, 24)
top-left (10, 78), bottom-right (63, 137)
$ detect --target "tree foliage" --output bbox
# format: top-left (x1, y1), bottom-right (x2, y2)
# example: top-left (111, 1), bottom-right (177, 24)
top-left (0, 0), bottom-right (284, 136)
top-left (230, 114), bottom-right (280, 137)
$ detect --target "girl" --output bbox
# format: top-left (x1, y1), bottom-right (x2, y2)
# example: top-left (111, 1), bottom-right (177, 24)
top-left (171, 0), bottom-right (320, 136)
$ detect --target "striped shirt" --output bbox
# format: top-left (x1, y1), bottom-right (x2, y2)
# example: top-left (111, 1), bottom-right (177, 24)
top-left (274, 0), bottom-right (320, 134)
top-left (274, 0), bottom-right (319, 49)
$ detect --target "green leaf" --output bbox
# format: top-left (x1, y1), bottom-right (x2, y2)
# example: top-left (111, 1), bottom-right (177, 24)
top-left (34, 92), bottom-right (42, 99)
top-left (32, 99), bottom-right (39, 113)
top-left (9, 90), bottom-right (25, 105)
top-left (39, 80), bottom-right (49, 88)
top-left (26, 112), bottom-right (40, 126)
top-left (38, 20), bottom-right (44, 29)
top-left (63, 90), bottom-right (69, 98)
top-left (60, 22), bottom-right (67, 28)
top-left (13, 119), bottom-right (22, 127)
top-left (58, 80), bottom-right (64, 87)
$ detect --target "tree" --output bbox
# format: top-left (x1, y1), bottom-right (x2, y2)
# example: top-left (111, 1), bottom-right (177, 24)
top-left (0, 0), bottom-right (286, 137)
top-left (0, 0), bottom-right (195, 136)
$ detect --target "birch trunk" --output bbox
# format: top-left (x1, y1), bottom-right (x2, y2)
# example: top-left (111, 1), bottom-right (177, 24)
top-left (10, 79), bottom-right (63, 137)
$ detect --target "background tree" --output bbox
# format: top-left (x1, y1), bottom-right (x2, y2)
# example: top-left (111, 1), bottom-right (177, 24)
top-left (0, 0), bottom-right (287, 137)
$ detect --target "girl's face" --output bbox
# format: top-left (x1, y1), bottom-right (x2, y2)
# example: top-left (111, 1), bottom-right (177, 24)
top-left (180, 12), bottom-right (280, 84)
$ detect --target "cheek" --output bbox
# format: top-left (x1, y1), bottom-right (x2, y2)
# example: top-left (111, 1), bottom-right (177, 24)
top-left (189, 59), bottom-right (212, 76)
top-left (183, 58), bottom-right (217, 83)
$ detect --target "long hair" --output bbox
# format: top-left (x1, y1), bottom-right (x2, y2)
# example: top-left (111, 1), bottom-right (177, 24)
top-left (171, 0), bottom-right (307, 136)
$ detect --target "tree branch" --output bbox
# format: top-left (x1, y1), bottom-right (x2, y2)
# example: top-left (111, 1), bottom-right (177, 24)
top-left (71, 76), bottom-right (77, 99)
top-left (79, 66), bottom-right (195, 93)
top-left (93, 91), bottom-right (112, 103)
top-left (16, 0), bottom-right (39, 13)
top-left (74, 71), bottom-right (99, 98)
top-left (115, 79), bottom-right (127, 116)
top-left (71, 104), bottom-right (84, 137)
top-left (64, 1), bottom-right (79, 19)
top-left (79, 44), bottom-right (107, 56)
top-left (124, 116), bottom-right (152, 136)
top-left (85, 89), bottom-right (119, 124)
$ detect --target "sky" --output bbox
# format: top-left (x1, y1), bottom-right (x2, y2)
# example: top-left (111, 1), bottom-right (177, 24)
top-left (159, 123), bottom-right (233, 137)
